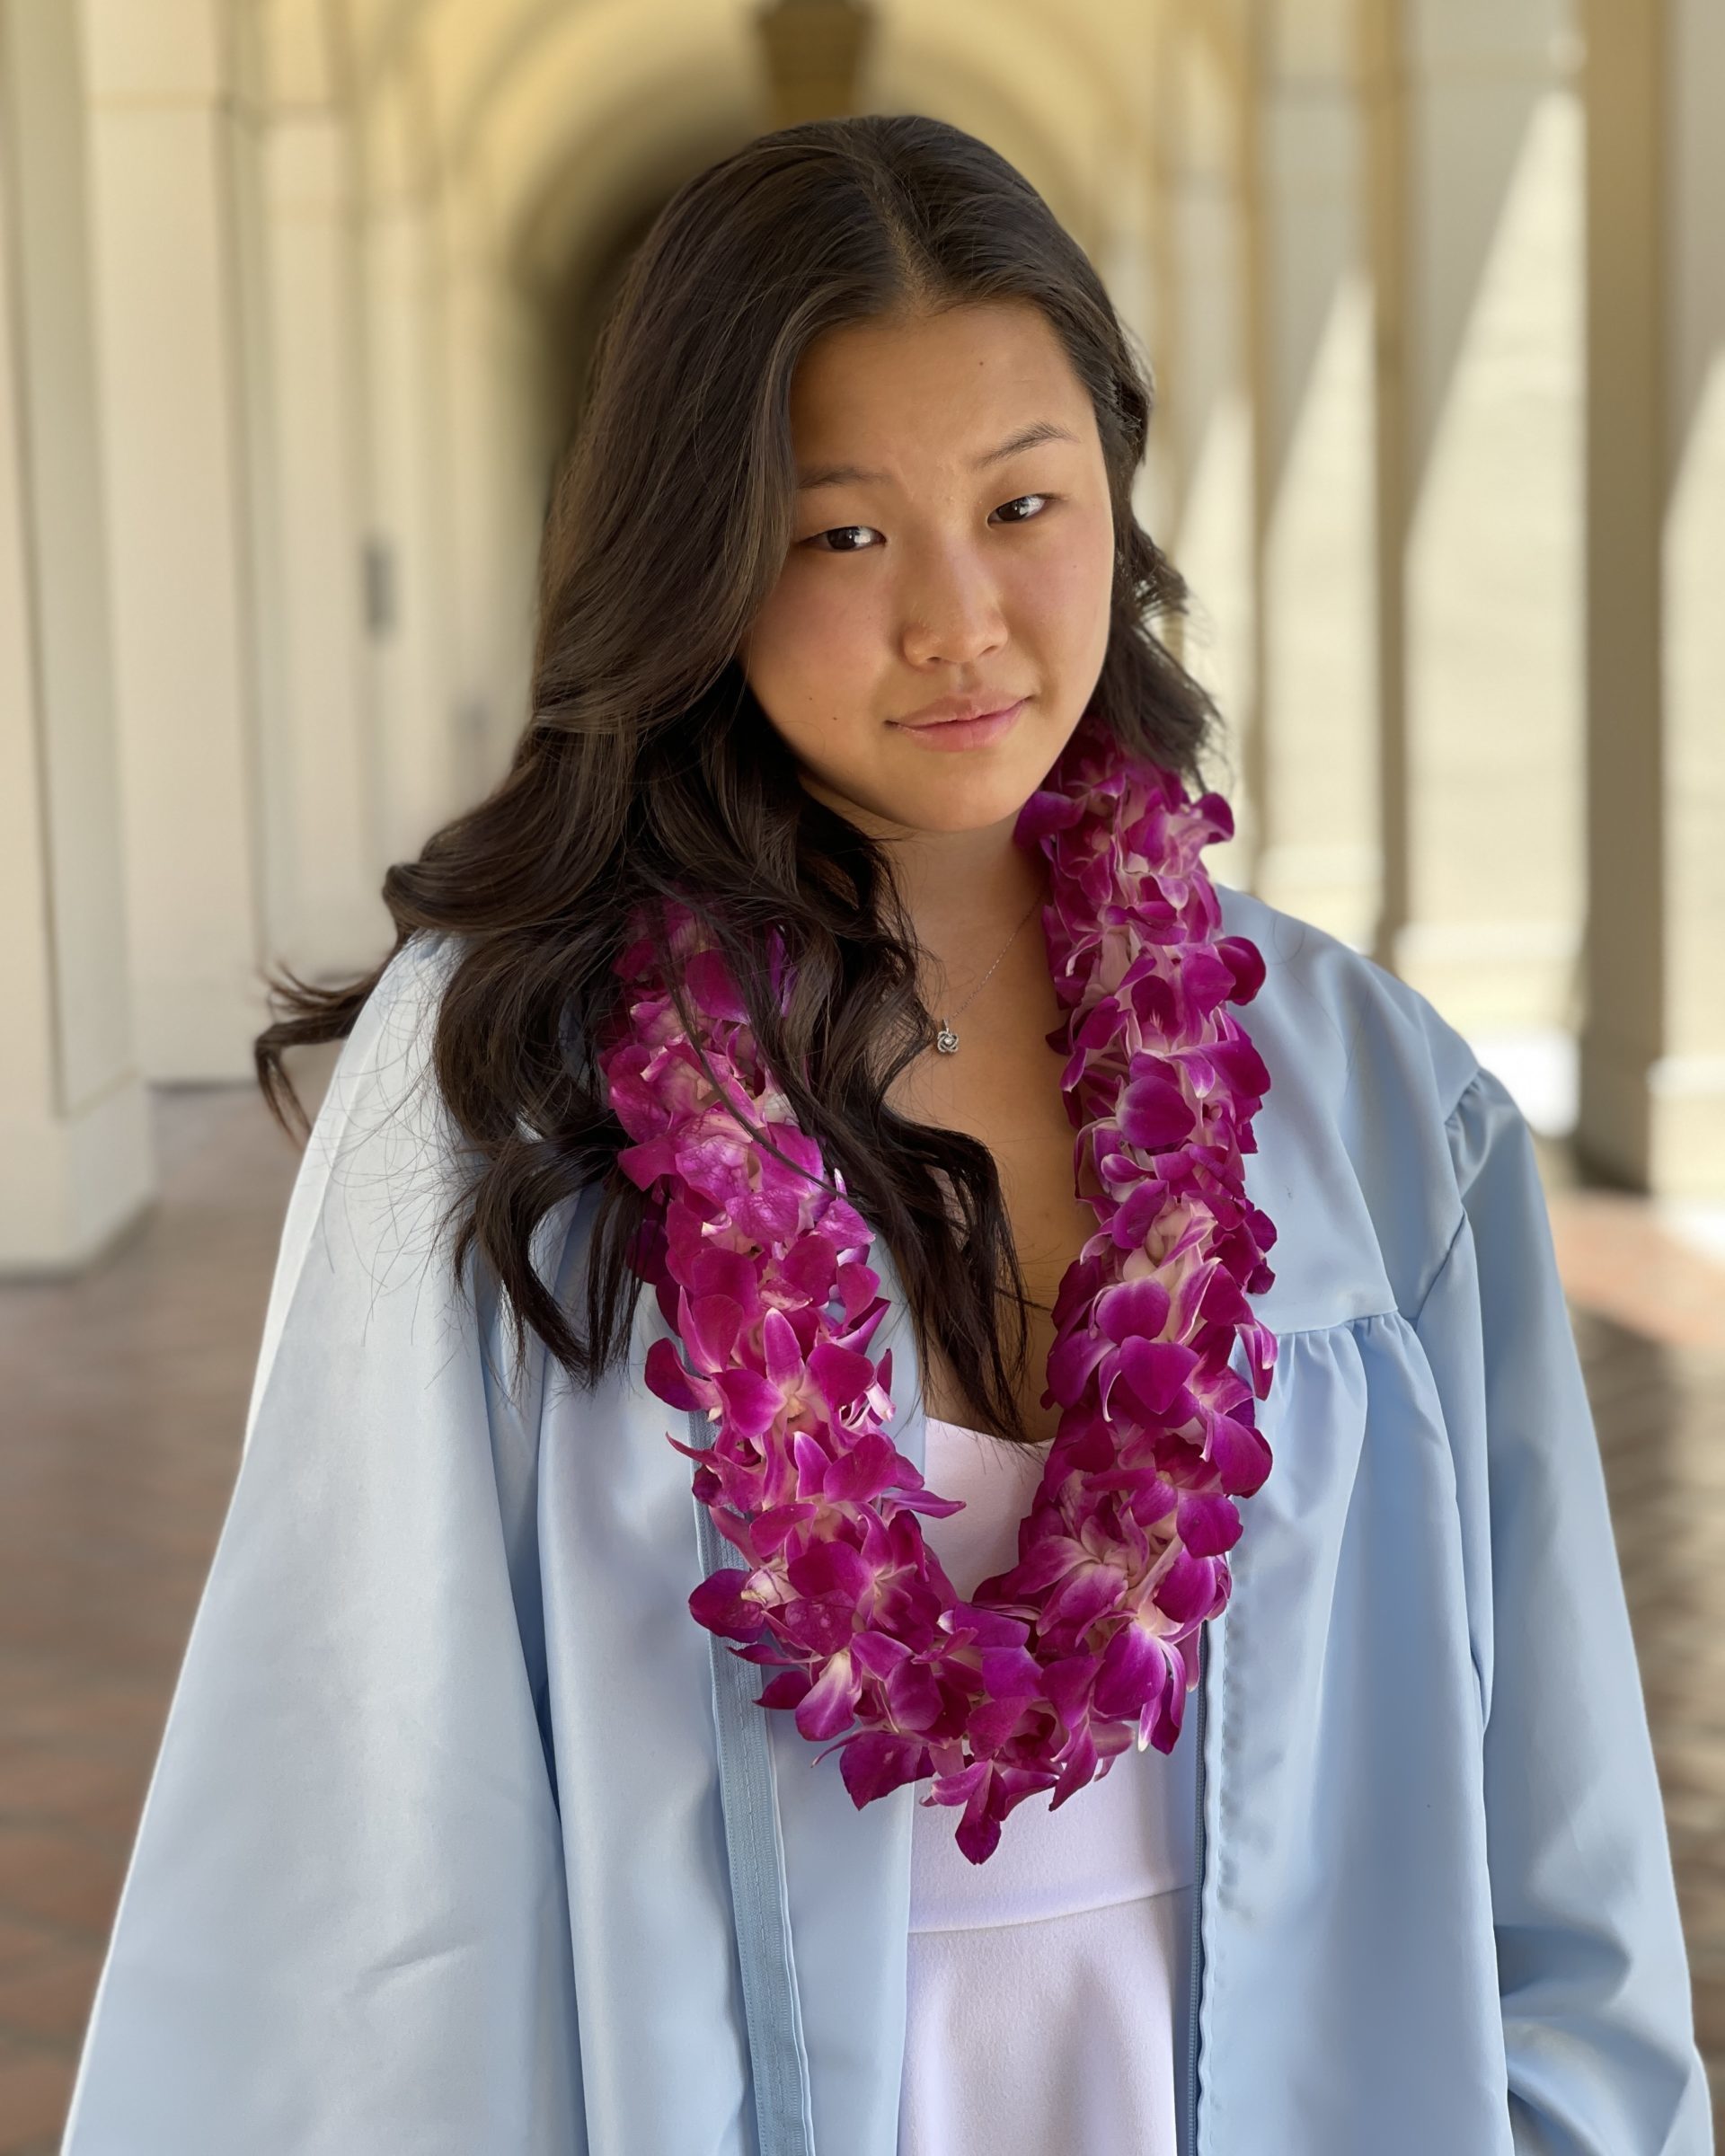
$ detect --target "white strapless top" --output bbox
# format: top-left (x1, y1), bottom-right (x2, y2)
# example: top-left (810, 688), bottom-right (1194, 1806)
top-left (897, 1414), bottom-right (1195, 2156)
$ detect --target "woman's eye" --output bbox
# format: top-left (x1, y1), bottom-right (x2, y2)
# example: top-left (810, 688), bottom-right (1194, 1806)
top-left (804, 494), bottom-right (1054, 552)
top-left (992, 493), bottom-right (1052, 524)
top-left (809, 524), bottom-right (880, 553)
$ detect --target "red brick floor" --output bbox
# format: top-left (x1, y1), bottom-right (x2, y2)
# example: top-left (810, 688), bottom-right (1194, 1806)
top-left (1548, 1143), bottom-right (1725, 2143)
top-left (0, 1071), bottom-right (1720, 2151)
top-left (0, 1061), bottom-right (335, 2156)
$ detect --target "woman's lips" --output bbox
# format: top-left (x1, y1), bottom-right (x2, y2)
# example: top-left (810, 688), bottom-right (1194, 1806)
top-left (888, 699), bottom-right (1027, 750)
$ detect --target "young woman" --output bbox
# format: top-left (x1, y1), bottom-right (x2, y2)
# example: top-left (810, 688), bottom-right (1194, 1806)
top-left (63, 113), bottom-right (1710, 2156)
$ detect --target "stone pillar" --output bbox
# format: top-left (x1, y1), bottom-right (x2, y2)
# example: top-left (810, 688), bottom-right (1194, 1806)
top-left (0, 0), bottom-right (153, 1270)
top-left (1579, 0), bottom-right (1725, 1195)
top-left (82, 0), bottom-right (270, 1079)
top-left (256, 0), bottom-right (390, 976)
top-left (361, 72), bottom-right (462, 867)
top-left (1153, 26), bottom-right (1259, 889)
top-left (440, 192), bottom-right (557, 810)
top-left (1361, 0), bottom-right (1585, 1042)
top-left (1243, 0), bottom-right (1377, 948)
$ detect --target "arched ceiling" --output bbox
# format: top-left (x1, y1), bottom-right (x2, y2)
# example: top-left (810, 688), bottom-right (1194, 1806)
top-left (260, 0), bottom-right (1175, 287)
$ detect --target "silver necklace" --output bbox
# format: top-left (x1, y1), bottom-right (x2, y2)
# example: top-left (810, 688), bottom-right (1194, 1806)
top-left (927, 876), bottom-right (1048, 1055)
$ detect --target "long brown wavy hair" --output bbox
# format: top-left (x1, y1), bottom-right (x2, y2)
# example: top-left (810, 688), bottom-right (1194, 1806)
top-left (255, 111), bottom-right (1228, 1447)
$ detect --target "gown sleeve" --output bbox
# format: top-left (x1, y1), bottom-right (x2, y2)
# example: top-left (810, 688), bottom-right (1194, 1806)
top-left (59, 932), bottom-right (587, 2156)
top-left (1411, 1064), bottom-right (1714, 2154)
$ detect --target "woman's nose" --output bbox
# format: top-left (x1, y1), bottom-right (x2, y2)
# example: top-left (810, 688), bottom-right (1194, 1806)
top-left (899, 549), bottom-right (1007, 667)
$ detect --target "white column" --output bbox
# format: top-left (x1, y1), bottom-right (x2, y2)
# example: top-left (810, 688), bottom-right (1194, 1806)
top-left (361, 71), bottom-right (461, 867)
top-left (1154, 28), bottom-right (1258, 891)
top-left (0, 0), bottom-right (153, 1270)
top-left (440, 187), bottom-right (558, 808)
top-left (1363, 0), bottom-right (1584, 1044)
top-left (81, 0), bottom-right (270, 1079)
top-left (1245, 0), bottom-right (1377, 947)
top-left (1100, 134), bottom-right (1170, 568)
top-left (1579, 0), bottom-right (1725, 1195)
top-left (256, 0), bottom-right (390, 976)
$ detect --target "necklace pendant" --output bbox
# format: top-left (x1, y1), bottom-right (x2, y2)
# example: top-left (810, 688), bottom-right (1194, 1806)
top-left (934, 1025), bottom-right (960, 1055)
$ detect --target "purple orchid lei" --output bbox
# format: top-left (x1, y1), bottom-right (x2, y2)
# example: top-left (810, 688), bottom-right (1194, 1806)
top-left (597, 709), bottom-right (1278, 1862)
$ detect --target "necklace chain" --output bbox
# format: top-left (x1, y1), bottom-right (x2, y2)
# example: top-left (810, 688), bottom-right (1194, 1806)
top-left (929, 874), bottom-right (1048, 1056)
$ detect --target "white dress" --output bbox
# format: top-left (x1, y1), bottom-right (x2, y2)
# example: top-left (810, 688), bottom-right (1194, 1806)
top-left (897, 1415), bottom-right (1196, 2156)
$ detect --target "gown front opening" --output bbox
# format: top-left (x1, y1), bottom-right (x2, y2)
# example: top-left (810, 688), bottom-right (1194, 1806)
top-left (897, 1414), bottom-right (1197, 2156)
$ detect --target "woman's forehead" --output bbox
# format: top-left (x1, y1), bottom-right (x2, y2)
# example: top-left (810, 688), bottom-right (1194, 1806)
top-left (789, 305), bottom-right (1092, 474)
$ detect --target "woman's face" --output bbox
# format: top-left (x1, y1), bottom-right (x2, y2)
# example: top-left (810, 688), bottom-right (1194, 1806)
top-left (739, 299), bottom-right (1117, 838)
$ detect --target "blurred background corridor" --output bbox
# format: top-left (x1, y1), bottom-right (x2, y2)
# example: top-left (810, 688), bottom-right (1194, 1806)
top-left (0, 0), bottom-right (1721, 2146)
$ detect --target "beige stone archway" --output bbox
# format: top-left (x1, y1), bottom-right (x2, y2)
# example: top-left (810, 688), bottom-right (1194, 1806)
top-left (250, 0), bottom-right (1166, 998)
top-left (4, 0), bottom-right (1721, 1273)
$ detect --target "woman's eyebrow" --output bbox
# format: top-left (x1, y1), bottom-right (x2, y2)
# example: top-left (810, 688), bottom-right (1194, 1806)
top-left (795, 419), bottom-right (1077, 491)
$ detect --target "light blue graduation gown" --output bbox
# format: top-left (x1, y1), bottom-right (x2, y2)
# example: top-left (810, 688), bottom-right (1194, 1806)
top-left (60, 884), bottom-right (1714, 2154)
